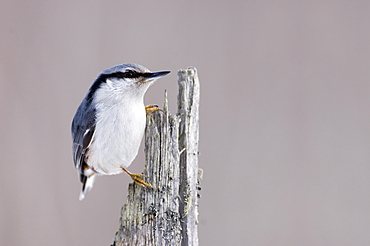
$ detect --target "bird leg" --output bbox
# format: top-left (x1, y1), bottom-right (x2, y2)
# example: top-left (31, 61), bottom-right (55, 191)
top-left (145, 104), bottom-right (164, 114)
top-left (121, 167), bottom-right (152, 187)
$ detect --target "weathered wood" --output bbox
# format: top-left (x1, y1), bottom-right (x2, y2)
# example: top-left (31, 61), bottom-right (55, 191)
top-left (113, 67), bottom-right (200, 246)
top-left (177, 68), bottom-right (200, 246)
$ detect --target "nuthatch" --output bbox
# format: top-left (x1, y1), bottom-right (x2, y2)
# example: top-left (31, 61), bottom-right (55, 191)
top-left (71, 63), bottom-right (170, 200)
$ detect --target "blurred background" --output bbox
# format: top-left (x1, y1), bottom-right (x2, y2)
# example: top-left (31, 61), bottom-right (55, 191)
top-left (1, 0), bottom-right (370, 245)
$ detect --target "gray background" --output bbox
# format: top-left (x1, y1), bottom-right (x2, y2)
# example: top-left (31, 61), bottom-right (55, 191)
top-left (1, 1), bottom-right (370, 245)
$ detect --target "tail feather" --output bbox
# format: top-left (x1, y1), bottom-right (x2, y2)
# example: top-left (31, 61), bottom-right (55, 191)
top-left (79, 174), bottom-right (96, 200)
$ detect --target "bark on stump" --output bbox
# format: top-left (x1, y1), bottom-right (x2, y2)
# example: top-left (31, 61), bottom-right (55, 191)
top-left (113, 67), bottom-right (200, 246)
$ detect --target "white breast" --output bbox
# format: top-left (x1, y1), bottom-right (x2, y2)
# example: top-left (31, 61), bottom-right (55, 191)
top-left (86, 86), bottom-right (146, 175)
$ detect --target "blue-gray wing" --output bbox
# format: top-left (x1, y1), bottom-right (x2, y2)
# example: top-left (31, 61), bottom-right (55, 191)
top-left (71, 99), bottom-right (96, 171)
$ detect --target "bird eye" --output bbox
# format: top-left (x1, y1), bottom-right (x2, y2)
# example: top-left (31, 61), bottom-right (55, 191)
top-left (124, 70), bottom-right (136, 78)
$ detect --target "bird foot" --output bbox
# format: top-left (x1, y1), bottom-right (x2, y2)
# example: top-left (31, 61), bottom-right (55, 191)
top-left (121, 167), bottom-right (152, 187)
top-left (145, 104), bottom-right (164, 114)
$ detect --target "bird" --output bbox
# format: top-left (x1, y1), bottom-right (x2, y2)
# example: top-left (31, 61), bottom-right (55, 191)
top-left (71, 63), bottom-right (170, 200)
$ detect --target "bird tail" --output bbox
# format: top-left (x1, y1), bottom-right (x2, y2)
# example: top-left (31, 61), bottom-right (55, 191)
top-left (79, 173), bottom-right (96, 201)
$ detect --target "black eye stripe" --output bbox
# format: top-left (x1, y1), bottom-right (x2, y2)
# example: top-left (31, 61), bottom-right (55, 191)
top-left (98, 71), bottom-right (142, 80)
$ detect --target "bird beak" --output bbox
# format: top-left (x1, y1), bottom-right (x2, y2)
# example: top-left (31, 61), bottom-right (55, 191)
top-left (144, 71), bottom-right (171, 79)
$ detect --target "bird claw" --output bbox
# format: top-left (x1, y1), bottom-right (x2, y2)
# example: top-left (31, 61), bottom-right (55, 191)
top-left (121, 167), bottom-right (152, 187)
top-left (145, 104), bottom-right (164, 114)
top-left (130, 173), bottom-right (152, 187)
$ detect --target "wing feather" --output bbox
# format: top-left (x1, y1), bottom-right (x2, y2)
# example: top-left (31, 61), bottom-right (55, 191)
top-left (71, 99), bottom-right (96, 170)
